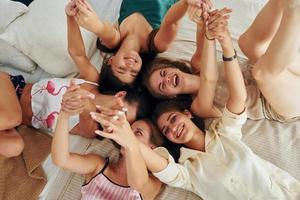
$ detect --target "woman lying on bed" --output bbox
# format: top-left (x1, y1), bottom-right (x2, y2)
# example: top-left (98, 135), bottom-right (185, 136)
top-left (92, 8), bottom-right (300, 198)
top-left (0, 74), bottom-right (150, 158)
top-left (144, 0), bottom-right (300, 122)
top-left (67, 0), bottom-right (211, 93)
top-left (51, 86), bottom-right (165, 200)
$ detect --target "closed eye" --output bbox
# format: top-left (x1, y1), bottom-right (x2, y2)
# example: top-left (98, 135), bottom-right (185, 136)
top-left (170, 114), bottom-right (176, 124)
top-left (160, 69), bottom-right (166, 77)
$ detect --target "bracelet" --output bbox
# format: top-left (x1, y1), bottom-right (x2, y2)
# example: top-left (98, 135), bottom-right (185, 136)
top-left (205, 33), bottom-right (215, 41)
top-left (222, 49), bottom-right (237, 62)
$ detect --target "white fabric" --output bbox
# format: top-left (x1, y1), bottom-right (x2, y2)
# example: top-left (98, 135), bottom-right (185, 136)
top-left (0, 0), bottom-right (28, 33)
top-left (0, 0), bottom-right (37, 72)
top-left (153, 108), bottom-right (300, 200)
top-left (0, 39), bottom-right (37, 72)
top-left (31, 78), bottom-right (86, 132)
top-left (0, 0), bottom-right (122, 77)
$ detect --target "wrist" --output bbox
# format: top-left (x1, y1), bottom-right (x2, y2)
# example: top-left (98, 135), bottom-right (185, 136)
top-left (59, 111), bottom-right (70, 119)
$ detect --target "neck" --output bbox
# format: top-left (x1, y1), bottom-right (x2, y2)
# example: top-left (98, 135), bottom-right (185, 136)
top-left (186, 128), bottom-right (205, 152)
top-left (118, 36), bottom-right (141, 53)
top-left (181, 74), bottom-right (200, 95)
top-left (115, 155), bottom-right (128, 183)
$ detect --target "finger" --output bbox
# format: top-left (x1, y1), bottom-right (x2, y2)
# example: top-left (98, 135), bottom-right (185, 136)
top-left (81, 0), bottom-right (93, 11)
top-left (90, 113), bottom-right (118, 129)
top-left (75, 0), bottom-right (89, 14)
top-left (96, 105), bottom-right (125, 116)
top-left (95, 130), bottom-right (114, 139)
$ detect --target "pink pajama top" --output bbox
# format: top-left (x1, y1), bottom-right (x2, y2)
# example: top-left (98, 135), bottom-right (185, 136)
top-left (81, 158), bottom-right (142, 200)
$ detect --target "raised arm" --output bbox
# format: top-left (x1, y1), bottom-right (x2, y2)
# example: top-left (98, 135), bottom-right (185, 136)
top-left (66, 1), bottom-right (99, 82)
top-left (154, 0), bottom-right (211, 52)
top-left (51, 81), bottom-right (104, 175)
top-left (213, 9), bottom-right (247, 114)
top-left (74, 0), bottom-right (121, 49)
top-left (190, 10), bottom-right (221, 118)
top-left (91, 109), bottom-right (162, 199)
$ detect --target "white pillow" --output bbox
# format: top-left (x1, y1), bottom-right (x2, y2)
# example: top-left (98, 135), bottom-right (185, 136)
top-left (0, 0), bottom-right (122, 77)
top-left (0, 39), bottom-right (37, 72)
top-left (0, 0), bottom-right (28, 33)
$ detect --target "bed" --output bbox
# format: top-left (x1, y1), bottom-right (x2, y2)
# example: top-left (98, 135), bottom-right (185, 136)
top-left (0, 0), bottom-right (299, 199)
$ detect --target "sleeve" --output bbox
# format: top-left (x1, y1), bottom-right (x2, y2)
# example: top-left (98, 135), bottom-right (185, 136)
top-left (152, 147), bottom-right (193, 191)
top-left (217, 106), bottom-right (247, 140)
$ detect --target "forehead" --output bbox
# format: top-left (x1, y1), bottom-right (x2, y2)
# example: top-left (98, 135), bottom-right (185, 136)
top-left (157, 111), bottom-right (173, 128)
top-left (132, 120), bottom-right (151, 134)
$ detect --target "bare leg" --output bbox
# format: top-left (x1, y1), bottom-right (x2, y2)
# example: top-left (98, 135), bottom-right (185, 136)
top-left (238, 0), bottom-right (284, 63)
top-left (0, 129), bottom-right (24, 157)
top-left (0, 72), bottom-right (24, 157)
top-left (252, 1), bottom-right (300, 118)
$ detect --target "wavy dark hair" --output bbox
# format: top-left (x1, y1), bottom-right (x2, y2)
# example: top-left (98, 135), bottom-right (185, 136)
top-left (143, 57), bottom-right (192, 98)
top-left (98, 54), bottom-right (156, 95)
top-left (152, 100), bottom-right (205, 162)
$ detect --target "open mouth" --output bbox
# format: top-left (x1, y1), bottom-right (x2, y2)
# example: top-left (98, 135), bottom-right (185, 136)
top-left (172, 74), bottom-right (180, 87)
top-left (175, 123), bottom-right (185, 138)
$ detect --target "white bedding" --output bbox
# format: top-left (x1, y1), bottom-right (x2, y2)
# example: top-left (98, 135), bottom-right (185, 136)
top-left (3, 0), bottom-right (299, 199)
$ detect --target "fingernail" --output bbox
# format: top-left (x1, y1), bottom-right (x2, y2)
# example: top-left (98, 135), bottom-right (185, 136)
top-left (117, 111), bottom-right (124, 116)
top-left (87, 93), bottom-right (95, 99)
top-left (112, 115), bottom-right (119, 120)
top-left (107, 126), bottom-right (113, 132)
top-left (95, 130), bottom-right (101, 134)
top-left (90, 112), bottom-right (96, 116)
top-left (122, 107), bottom-right (128, 112)
top-left (96, 105), bottom-right (101, 109)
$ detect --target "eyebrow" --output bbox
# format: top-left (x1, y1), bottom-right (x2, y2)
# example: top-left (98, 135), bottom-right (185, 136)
top-left (137, 128), bottom-right (144, 133)
top-left (167, 113), bottom-right (173, 122)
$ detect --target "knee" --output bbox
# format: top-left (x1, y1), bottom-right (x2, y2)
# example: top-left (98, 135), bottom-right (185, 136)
top-left (238, 34), bottom-right (259, 62)
top-left (0, 109), bottom-right (22, 129)
top-left (1, 136), bottom-right (24, 158)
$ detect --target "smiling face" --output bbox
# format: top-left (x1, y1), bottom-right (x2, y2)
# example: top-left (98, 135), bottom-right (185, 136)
top-left (110, 50), bottom-right (142, 84)
top-left (148, 67), bottom-right (187, 98)
top-left (156, 110), bottom-right (197, 144)
top-left (131, 120), bottom-right (153, 146)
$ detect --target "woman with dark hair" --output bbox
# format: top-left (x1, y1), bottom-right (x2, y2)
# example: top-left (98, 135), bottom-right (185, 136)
top-left (144, 0), bottom-right (300, 122)
top-left (67, 0), bottom-right (212, 93)
top-left (52, 90), bottom-right (166, 199)
top-left (93, 8), bottom-right (300, 198)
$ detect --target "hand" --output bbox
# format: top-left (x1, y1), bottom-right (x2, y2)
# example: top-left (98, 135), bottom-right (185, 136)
top-left (60, 79), bottom-right (95, 116)
top-left (205, 8), bottom-right (231, 41)
top-left (90, 106), bottom-right (137, 149)
top-left (74, 0), bottom-right (103, 34)
top-left (65, 0), bottom-right (78, 16)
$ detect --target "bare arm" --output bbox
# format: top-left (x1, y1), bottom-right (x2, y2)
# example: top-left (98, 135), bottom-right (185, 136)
top-left (191, 23), bottom-right (205, 73)
top-left (91, 111), bottom-right (162, 199)
top-left (75, 0), bottom-right (121, 49)
top-left (154, 0), bottom-right (199, 52)
top-left (51, 82), bottom-right (104, 175)
top-left (212, 8), bottom-right (246, 114)
top-left (191, 35), bottom-right (220, 118)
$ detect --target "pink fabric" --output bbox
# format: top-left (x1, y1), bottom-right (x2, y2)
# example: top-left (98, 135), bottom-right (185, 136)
top-left (81, 172), bottom-right (142, 200)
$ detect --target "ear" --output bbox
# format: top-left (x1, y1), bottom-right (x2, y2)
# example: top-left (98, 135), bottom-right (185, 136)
top-left (183, 109), bottom-right (192, 119)
top-left (115, 91), bottom-right (127, 98)
top-left (150, 144), bottom-right (156, 150)
top-left (107, 57), bottom-right (113, 65)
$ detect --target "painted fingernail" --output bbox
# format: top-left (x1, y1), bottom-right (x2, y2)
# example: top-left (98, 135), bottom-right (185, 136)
top-left (96, 105), bottom-right (101, 109)
top-left (112, 115), bottom-right (119, 120)
top-left (87, 93), bottom-right (95, 99)
top-left (116, 111), bottom-right (124, 116)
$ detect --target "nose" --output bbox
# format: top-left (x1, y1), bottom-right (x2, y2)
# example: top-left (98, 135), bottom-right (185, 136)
top-left (163, 75), bottom-right (170, 85)
top-left (125, 61), bottom-right (133, 68)
top-left (170, 123), bottom-right (177, 135)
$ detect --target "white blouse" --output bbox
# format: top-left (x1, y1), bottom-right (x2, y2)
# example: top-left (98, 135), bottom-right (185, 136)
top-left (153, 108), bottom-right (300, 200)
